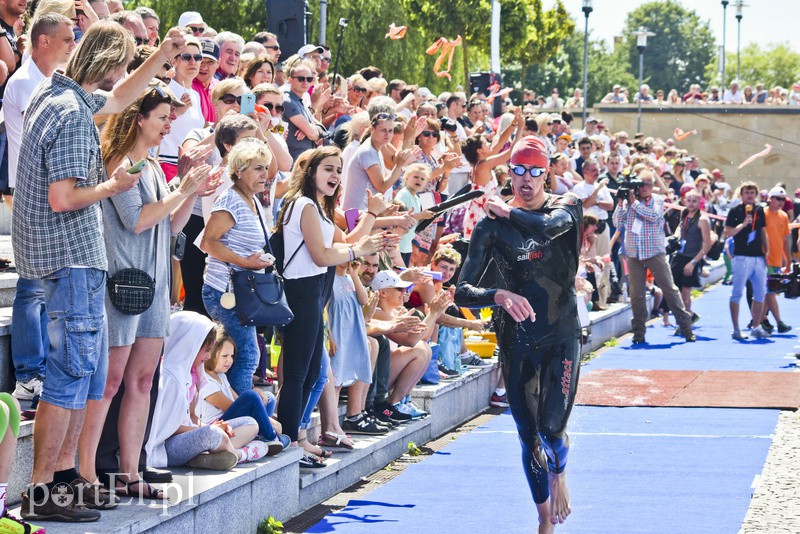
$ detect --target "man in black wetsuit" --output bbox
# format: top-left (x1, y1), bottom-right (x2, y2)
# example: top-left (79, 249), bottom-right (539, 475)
top-left (455, 136), bottom-right (582, 532)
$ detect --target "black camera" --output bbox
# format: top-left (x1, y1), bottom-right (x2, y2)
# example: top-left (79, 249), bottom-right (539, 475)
top-left (767, 263), bottom-right (800, 299)
top-left (665, 236), bottom-right (682, 255)
top-left (440, 117), bottom-right (458, 133)
top-left (616, 176), bottom-right (644, 202)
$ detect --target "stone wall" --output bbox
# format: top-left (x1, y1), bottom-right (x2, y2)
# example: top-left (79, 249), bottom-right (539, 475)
top-left (591, 105), bottom-right (800, 192)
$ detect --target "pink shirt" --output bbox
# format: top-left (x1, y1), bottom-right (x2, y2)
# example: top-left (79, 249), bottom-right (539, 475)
top-left (193, 78), bottom-right (216, 124)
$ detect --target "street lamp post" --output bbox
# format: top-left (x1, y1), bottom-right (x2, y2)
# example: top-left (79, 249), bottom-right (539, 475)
top-left (721, 1), bottom-right (729, 89)
top-left (633, 27), bottom-right (655, 133)
top-left (581, 0), bottom-right (593, 125)
top-left (735, 1), bottom-right (746, 84)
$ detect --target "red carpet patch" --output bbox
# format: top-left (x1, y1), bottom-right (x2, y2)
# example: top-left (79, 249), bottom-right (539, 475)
top-left (576, 369), bottom-right (800, 409)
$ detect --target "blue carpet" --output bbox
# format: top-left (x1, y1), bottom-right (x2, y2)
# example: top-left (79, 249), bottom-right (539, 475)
top-left (308, 407), bottom-right (776, 534)
top-left (587, 283), bottom-right (800, 372)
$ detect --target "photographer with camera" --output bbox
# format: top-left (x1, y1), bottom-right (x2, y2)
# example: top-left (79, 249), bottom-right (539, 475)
top-left (723, 181), bottom-right (770, 340)
top-left (612, 170), bottom-right (696, 344)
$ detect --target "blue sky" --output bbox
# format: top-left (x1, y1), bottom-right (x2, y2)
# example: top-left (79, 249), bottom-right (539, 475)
top-left (544, 0), bottom-right (800, 52)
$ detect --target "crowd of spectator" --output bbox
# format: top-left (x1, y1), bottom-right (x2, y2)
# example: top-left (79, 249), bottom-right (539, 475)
top-left (521, 79), bottom-right (800, 110)
top-left (0, 2), bottom-right (798, 531)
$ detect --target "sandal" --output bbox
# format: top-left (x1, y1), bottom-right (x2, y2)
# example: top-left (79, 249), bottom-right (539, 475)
top-left (299, 454), bottom-right (327, 469)
top-left (318, 431), bottom-right (354, 450)
top-left (117, 478), bottom-right (168, 500)
top-left (299, 438), bottom-right (333, 459)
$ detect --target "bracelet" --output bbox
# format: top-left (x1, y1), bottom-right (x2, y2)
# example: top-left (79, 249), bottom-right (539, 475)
top-left (366, 211), bottom-right (379, 219)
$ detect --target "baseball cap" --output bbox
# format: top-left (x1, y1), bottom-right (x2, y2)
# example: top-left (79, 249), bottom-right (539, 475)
top-left (371, 271), bottom-right (413, 291)
top-left (148, 79), bottom-right (186, 108)
top-left (298, 44), bottom-right (324, 58)
top-left (768, 186), bottom-right (787, 199)
top-left (199, 38), bottom-right (219, 62)
top-left (178, 11), bottom-right (204, 28)
top-left (711, 168), bottom-right (723, 178)
top-left (418, 87), bottom-right (433, 99)
top-left (510, 136), bottom-right (548, 168)
top-left (549, 113), bottom-right (562, 123)
top-left (586, 116), bottom-right (598, 123)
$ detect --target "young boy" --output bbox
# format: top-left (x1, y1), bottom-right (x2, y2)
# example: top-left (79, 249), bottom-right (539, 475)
top-left (395, 163), bottom-right (435, 266)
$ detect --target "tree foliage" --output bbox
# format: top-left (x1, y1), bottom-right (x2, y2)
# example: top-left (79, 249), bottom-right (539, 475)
top-left (505, 30), bottom-right (637, 108)
top-left (706, 42), bottom-right (800, 89)
top-left (132, 0), bottom-right (265, 38)
top-left (622, 0), bottom-right (715, 93)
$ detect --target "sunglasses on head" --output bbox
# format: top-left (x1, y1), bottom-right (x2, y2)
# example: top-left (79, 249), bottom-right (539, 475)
top-left (135, 36), bottom-right (150, 46)
top-left (352, 86), bottom-right (367, 93)
top-left (294, 75), bottom-right (314, 83)
top-left (177, 53), bottom-right (203, 62)
top-left (219, 93), bottom-right (242, 105)
top-left (510, 165), bottom-right (547, 178)
top-left (420, 131), bottom-right (440, 139)
top-left (371, 113), bottom-right (395, 124)
top-left (263, 102), bottom-right (285, 113)
top-left (189, 26), bottom-right (205, 34)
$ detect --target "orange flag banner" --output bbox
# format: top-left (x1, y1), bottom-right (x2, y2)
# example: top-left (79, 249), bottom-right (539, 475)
top-left (386, 23), bottom-right (407, 40)
top-left (425, 35), bottom-right (462, 80)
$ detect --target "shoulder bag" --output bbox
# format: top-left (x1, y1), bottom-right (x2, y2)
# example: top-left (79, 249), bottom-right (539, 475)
top-left (231, 199), bottom-right (295, 327)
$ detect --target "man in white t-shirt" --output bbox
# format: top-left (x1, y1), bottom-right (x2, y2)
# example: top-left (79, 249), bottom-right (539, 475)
top-left (443, 93), bottom-right (471, 195)
top-left (3, 13), bottom-right (75, 403)
top-left (722, 80), bottom-right (743, 104)
top-left (571, 159), bottom-right (613, 309)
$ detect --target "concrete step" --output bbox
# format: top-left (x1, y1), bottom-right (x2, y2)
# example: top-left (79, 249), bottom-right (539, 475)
top-left (0, 272), bottom-right (18, 307)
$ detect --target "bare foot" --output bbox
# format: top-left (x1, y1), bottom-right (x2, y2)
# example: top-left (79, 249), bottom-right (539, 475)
top-left (548, 471), bottom-right (571, 525)
top-left (536, 501), bottom-right (554, 534)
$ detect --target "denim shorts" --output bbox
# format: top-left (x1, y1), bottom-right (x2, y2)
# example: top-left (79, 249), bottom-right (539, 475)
top-left (41, 268), bottom-right (109, 410)
top-left (730, 256), bottom-right (767, 303)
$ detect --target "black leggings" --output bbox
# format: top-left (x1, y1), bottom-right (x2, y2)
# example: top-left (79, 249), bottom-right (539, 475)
top-left (277, 273), bottom-right (327, 442)
top-left (181, 214), bottom-right (209, 316)
top-left (499, 321), bottom-right (581, 504)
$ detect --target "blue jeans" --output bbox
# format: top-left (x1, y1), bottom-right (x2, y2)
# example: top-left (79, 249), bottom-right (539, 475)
top-left (11, 277), bottom-right (48, 382)
top-left (300, 348), bottom-right (329, 430)
top-left (41, 268), bottom-right (108, 410)
top-left (202, 284), bottom-right (259, 395)
top-left (222, 389), bottom-right (277, 440)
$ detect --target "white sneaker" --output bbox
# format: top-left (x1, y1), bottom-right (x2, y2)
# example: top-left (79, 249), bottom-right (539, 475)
top-left (239, 440), bottom-right (269, 463)
top-left (751, 326), bottom-right (770, 339)
top-left (13, 376), bottom-right (43, 400)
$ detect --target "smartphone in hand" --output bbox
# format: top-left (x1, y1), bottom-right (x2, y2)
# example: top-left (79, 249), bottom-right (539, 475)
top-left (127, 159), bottom-right (147, 174)
top-left (240, 93), bottom-right (256, 115)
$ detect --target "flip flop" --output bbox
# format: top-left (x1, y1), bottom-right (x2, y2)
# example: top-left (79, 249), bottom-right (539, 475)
top-left (299, 454), bottom-right (326, 469)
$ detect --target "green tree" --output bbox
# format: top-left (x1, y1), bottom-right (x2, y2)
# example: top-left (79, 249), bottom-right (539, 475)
top-left (622, 0), bottom-right (715, 94)
top-left (706, 42), bottom-right (800, 89)
top-left (132, 0), bottom-right (265, 38)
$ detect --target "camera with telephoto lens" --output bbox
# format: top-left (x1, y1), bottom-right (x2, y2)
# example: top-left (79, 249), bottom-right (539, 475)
top-left (440, 117), bottom-right (458, 133)
top-left (616, 174), bottom-right (644, 202)
top-left (665, 236), bottom-right (682, 255)
top-left (767, 263), bottom-right (800, 299)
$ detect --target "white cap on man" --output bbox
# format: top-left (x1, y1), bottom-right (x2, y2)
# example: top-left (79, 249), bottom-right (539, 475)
top-left (768, 186), bottom-right (787, 199)
top-left (298, 44), bottom-right (324, 58)
top-left (371, 271), bottom-right (412, 291)
top-left (178, 11), bottom-right (204, 28)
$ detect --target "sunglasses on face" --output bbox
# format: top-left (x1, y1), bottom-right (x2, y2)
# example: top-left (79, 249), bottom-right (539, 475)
top-left (177, 53), bottom-right (203, 62)
top-left (189, 26), bottom-right (205, 34)
top-left (420, 131), bottom-right (440, 139)
top-left (294, 76), bottom-right (314, 83)
top-left (265, 45), bottom-right (280, 51)
top-left (352, 86), bottom-right (367, 93)
top-left (510, 165), bottom-right (547, 178)
top-left (321, 56), bottom-right (331, 62)
top-left (135, 36), bottom-right (150, 46)
top-left (219, 94), bottom-right (242, 105)
top-left (263, 102), bottom-right (285, 113)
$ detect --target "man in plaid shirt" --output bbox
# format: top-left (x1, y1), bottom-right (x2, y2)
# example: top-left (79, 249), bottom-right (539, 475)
top-left (13, 21), bottom-right (186, 523)
top-left (612, 169), bottom-right (695, 344)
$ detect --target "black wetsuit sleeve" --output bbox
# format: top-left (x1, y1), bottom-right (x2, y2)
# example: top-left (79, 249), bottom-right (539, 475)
top-left (455, 219), bottom-right (497, 308)
top-left (508, 196), bottom-right (581, 242)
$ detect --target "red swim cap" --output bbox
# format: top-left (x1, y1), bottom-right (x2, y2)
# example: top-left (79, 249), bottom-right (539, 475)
top-left (510, 136), bottom-right (549, 168)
